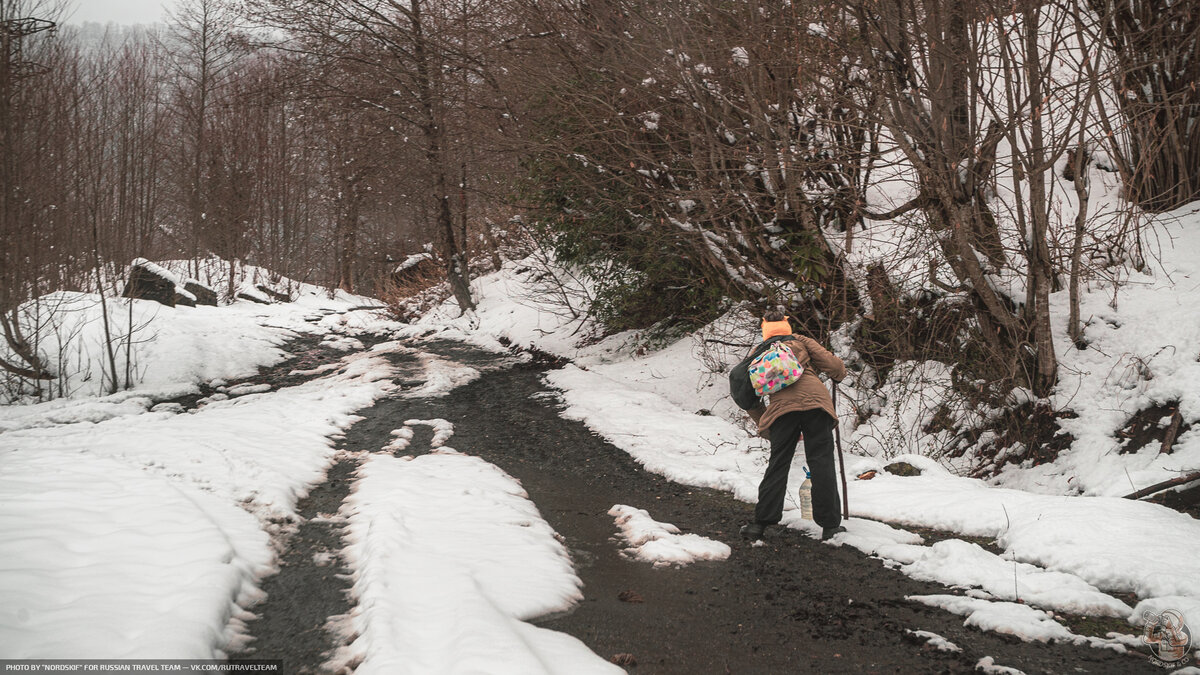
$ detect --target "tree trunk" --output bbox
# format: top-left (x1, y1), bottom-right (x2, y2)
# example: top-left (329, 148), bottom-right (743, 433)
top-left (336, 180), bottom-right (359, 293)
top-left (1068, 143), bottom-right (1089, 349)
top-left (410, 0), bottom-right (474, 313)
top-left (1023, 5), bottom-right (1058, 397)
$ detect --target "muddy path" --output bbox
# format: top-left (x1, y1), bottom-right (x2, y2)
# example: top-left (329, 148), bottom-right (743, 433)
top-left (238, 337), bottom-right (1157, 674)
top-left (401, 341), bottom-right (1154, 675)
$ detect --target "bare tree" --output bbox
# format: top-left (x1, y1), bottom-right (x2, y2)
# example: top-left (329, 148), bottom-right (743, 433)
top-left (0, 0), bottom-right (59, 384)
top-left (500, 0), bottom-right (875, 330)
top-left (1086, 0), bottom-right (1200, 211)
top-left (161, 0), bottom-right (244, 290)
top-left (249, 0), bottom-right (486, 312)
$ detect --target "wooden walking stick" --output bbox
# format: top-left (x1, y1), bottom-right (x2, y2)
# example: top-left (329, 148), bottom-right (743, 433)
top-left (832, 383), bottom-right (849, 516)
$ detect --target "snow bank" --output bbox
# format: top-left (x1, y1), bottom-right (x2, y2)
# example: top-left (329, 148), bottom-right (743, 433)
top-left (0, 451), bottom-right (269, 658)
top-left (1, 276), bottom-right (394, 403)
top-left (897, 539), bottom-right (1131, 617)
top-left (838, 467), bottom-right (1200, 622)
top-left (336, 452), bottom-right (619, 674)
top-left (547, 365), bottom-right (763, 501)
top-left (398, 241), bottom-right (1200, 652)
top-left (906, 594), bottom-right (1108, 647)
top-left (1000, 205), bottom-right (1200, 497)
top-left (0, 310), bottom-right (402, 657)
top-left (1, 349), bottom-right (395, 520)
top-left (609, 504), bottom-right (730, 567)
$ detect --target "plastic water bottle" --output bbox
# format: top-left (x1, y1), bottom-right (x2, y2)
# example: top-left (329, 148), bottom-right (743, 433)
top-left (799, 466), bottom-right (813, 520)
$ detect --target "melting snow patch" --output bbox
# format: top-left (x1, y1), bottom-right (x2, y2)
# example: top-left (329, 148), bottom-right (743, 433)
top-left (384, 427), bottom-right (415, 452)
top-left (405, 419), bottom-right (455, 447)
top-left (383, 419), bottom-right (455, 453)
top-left (898, 539), bottom-right (1132, 617)
top-left (974, 656), bottom-right (1026, 674)
top-left (905, 629), bottom-right (962, 653)
top-left (907, 594), bottom-right (1074, 643)
top-left (401, 354), bottom-right (481, 399)
top-left (334, 453), bottom-right (619, 674)
top-left (321, 335), bottom-right (364, 351)
top-left (905, 593), bottom-right (1134, 653)
top-left (609, 505), bottom-right (731, 567)
top-left (225, 383), bottom-right (272, 397)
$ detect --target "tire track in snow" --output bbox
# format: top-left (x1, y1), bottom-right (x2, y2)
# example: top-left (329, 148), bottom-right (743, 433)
top-left (231, 347), bottom-right (425, 672)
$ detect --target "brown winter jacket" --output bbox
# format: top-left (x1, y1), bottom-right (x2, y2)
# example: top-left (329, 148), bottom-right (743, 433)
top-left (748, 334), bottom-right (847, 435)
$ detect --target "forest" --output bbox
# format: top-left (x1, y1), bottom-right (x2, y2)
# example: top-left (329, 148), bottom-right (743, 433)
top-left (2, 0), bottom-right (1198, 434)
top-left (2, 1), bottom-right (1200, 668)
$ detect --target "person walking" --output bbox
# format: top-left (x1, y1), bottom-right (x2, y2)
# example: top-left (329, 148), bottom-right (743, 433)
top-left (741, 309), bottom-right (848, 542)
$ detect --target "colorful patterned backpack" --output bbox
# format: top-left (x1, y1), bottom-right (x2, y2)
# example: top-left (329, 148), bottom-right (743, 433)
top-left (748, 341), bottom-right (804, 397)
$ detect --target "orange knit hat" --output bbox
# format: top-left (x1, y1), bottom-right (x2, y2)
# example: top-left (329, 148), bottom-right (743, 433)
top-left (761, 319), bottom-right (792, 341)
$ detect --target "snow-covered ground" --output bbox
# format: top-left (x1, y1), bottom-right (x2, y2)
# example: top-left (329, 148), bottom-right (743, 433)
top-left (0, 268), bottom-right (623, 670)
top-left (609, 504), bottom-right (731, 567)
top-left (0, 285), bottom-right (403, 657)
top-left (332, 449), bottom-right (619, 674)
top-left (417, 223), bottom-right (1200, 663)
top-left (3, 225), bottom-right (1199, 671)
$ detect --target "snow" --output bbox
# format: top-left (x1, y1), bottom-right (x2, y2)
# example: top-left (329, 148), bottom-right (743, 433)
top-left (905, 629), bottom-right (962, 653)
top-left (609, 504), bottom-right (731, 567)
top-left (898, 539), bottom-right (1131, 617)
top-left (333, 452), bottom-right (620, 675)
top-left (0, 264), bottom-right (421, 659)
top-left (908, 595), bottom-right (1075, 643)
top-left (234, 283), bottom-right (272, 304)
top-left (130, 256), bottom-right (197, 303)
top-left (0, 339), bottom-right (401, 657)
top-left (974, 656), bottom-right (1027, 674)
top-left (394, 252), bottom-right (433, 274)
top-left (997, 206), bottom-right (1200, 498)
top-left (224, 383), bottom-right (271, 396)
top-left (385, 418), bottom-right (456, 451)
top-left (408, 253), bottom-right (1200, 649)
top-left (0, 451), bottom-right (269, 658)
top-left (1, 263), bottom-right (392, 403)
top-left (8, 227), bottom-right (1200, 665)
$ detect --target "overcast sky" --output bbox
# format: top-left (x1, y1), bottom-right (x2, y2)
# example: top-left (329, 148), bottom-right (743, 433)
top-left (66, 0), bottom-right (177, 25)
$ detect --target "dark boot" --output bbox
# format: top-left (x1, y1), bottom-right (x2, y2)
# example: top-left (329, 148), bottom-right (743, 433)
top-left (821, 525), bottom-right (847, 541)
top-left (740, 522), bottom-right (769, 541)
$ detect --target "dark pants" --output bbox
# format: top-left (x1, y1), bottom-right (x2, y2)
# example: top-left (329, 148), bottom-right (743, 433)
top-left (754, 409), bottom-right (842, 529)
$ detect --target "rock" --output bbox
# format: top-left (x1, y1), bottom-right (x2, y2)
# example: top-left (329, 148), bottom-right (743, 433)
top-left (122, 263), bottom-right (177, 307)
top-left (236, 284), bottom-right (272, 304)
top-left (255, 283), bottom-right (293, 303)
top-left (185, 280), bottom-right (218, 306)
top-left (884, 461), bottom-right (921, 477)
top-left (122, 258), bottom-right (199, 308)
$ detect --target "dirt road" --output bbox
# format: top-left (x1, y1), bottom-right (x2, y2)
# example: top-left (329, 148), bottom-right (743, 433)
top-left (237, 336), bottom-right (1159, 674)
